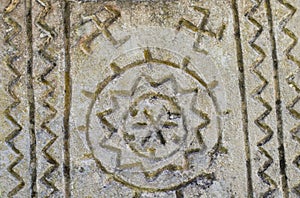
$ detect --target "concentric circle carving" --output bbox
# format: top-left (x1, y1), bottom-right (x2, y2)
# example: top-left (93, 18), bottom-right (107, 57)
top-left (86, 48), bottom-right (221, 191)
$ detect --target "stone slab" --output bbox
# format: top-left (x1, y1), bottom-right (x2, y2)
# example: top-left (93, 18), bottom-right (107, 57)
top-left (0, 0), bottom-right (300, 197)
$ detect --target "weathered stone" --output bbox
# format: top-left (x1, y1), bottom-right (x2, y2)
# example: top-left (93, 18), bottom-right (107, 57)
top-left (1, 0), bottom-right (300, 197)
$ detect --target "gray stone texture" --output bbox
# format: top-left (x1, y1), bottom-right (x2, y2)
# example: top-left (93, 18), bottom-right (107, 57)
top-left (0, 0), bottom-right (300, 197)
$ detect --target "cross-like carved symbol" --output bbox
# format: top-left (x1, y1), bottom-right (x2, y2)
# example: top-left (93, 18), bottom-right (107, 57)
top-left (177, 6), bottom-right (226, 54)
top-left (80, 5), bottom-right (130, 54)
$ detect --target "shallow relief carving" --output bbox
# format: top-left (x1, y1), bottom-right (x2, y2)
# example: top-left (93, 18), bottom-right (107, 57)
top-left (1, 0), bottom-right (299, 197)
top-left (70, 1), bottom-right (233, 197)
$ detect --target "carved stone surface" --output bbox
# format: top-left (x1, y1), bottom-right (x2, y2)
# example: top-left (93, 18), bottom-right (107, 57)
top-left (0, 0), bottom-right (300, 197)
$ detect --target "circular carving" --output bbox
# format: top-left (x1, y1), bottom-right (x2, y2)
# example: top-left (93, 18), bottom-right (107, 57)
top-left (86, 48), bottom-right (221, 191)
top-left (124, 93), bottom-right (188, 160)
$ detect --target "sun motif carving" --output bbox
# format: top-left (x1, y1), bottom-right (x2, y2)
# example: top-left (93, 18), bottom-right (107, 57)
top-left (85, 48), bottom-right (222, 191)
top-left (124, 92), bottom-right (186, 159)
top-left (97, 75), bottom-right (209, 175)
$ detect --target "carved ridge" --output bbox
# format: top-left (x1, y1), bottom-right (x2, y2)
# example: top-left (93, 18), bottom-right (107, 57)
top-left (3, 0), bottom-right (25, 197)
top-left (277, 0), bottom-right (300, 195)
top-left (35, 0), bottom-right (59, 196)
top-left (245, 0), bottom-right (277, 195)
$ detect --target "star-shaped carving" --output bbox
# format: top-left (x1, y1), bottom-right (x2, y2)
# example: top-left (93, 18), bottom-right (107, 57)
top-left (95, 74), bottom-right (211, 181)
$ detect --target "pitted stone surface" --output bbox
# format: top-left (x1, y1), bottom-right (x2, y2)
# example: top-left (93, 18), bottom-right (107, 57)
top-left (1, 0), bottom-right (300, 197)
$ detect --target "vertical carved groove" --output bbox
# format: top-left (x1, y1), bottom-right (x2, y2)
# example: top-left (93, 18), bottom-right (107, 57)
top-left (3, 0), bottom-right (25, 197)
top-left (35, 0), bottom-right (59, 196)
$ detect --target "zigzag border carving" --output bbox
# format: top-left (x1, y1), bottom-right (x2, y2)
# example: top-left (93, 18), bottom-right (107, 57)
top-left (3, 0), bottom-right (25, 197)
top-left (245, 0), bottom-right (277, 196)
top-left (277, 0), bottom-right (300, 196)
top-left (35, 0), bottom-right (59, 196)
